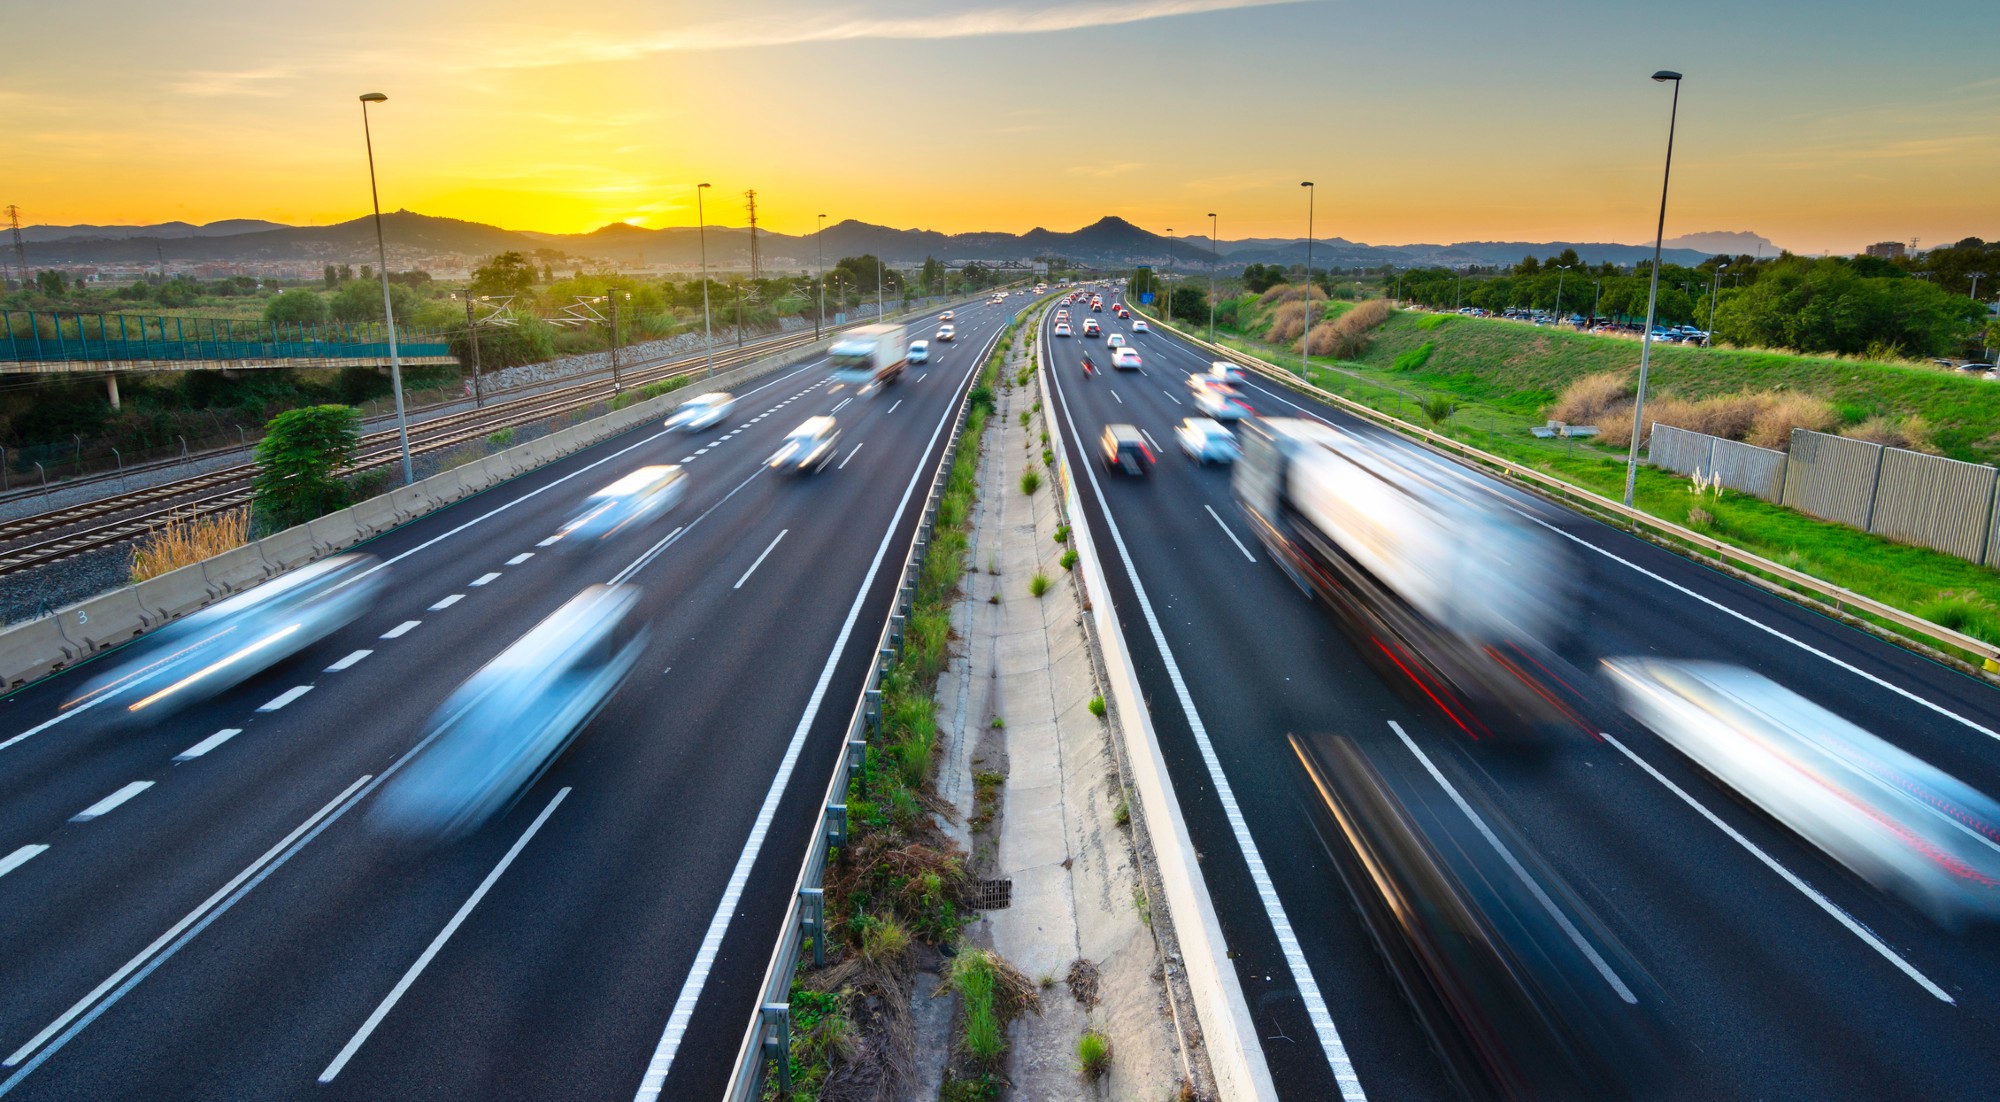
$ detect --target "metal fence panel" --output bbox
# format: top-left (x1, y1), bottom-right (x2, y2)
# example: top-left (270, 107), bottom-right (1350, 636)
top-left (1782, 429), bottom-right (1882, 530)
top-left (1870, 448), bottom-right (1998, 562)
top-left (1710, 438), bottom-right (1789, 503)
top-left (1648, 423), bottom-right (1713, 476)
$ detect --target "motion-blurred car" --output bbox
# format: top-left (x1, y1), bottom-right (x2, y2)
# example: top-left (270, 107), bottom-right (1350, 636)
top-left (906, 339), bottom-right (931, 365)
top-left (1105, 333), bottom-right (1127, 349)
top-left (65, 554), bottom-right (384, 722)
top-left (1131, 319), bottom-right (1150, 333)
top-left (1055, 309), bottom-right (1070, 320)
top-left (1605, 658), bottom-right (2000, 928)
top-left (1176, 417), bottom-right (1240, 464)
top-left (372, 584), bottom-right (647, 842)
top-left (1116, 307), bottom-right (1129, 319)
top-left (664, 391), bottom-right (735, 432)
top-left (769, 416), bottom-right (841, 474)
top-left (557, 465), bottom-right (687, 544)
top-left (1082, 318), bottom-right (1101, 337)
top-left (1111, 347), bottom-right (1143, 370)
top-left (1053, 322), bottom-right (1072, 337)
top-left (1189, 378), bottom-right (1251, 420)
top-left (936, 323), bottom-right (957, 342)
top-left (1208, 361), bottom-right (1246, 384)
top-left (939, 309), bottom-right (955, 321)
top-left (1100, 424), bottom-right (1153, 475)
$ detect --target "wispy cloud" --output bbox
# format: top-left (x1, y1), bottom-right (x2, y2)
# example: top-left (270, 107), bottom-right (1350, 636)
top-left (1067, 161), bottom-right (1147, 178)
top-left (169, 67), bottom-right (294, 98)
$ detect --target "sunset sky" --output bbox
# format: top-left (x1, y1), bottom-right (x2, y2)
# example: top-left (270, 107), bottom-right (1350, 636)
top-left (7, 0), bottom-right (1995, 253)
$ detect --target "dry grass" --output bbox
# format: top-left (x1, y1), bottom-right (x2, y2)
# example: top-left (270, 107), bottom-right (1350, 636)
top-left (1747, 393), bottom-right (1840, 448)
top-left (131, 508), bottom-right (252, 583)
top-left (1257, 283), bottom-right (1328, 306)
top-left (1585, 388), bottom-right (1843, 452)
top-left (1843, 414), bottom-right (1940, 453)
top-left (1550, 372), bottom-right (1633, 424)
top-left (1305, 298), bottom-right (1393, 358)
top-left (1264, 300), bottom-right (1309, 345)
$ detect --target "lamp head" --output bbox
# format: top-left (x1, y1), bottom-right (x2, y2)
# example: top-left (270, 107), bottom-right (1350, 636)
top-left (1301, 180), bottom-right (1314, 188)
top-left (1652, 70), bottom-right (1682, 82)
top-left (698, 182), bottom-right (710, 189)
top-left (359, 92), bottom-right (387, 103)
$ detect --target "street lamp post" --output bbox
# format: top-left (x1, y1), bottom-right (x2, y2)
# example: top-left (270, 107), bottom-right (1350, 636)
top-left (1165, 228), bottom-right (1174, 323)
top-left (815, 213), bottom-right (827, 340)
top-left (1623, 70), bottom-right (1685, 509)
top-left (1705, 261), bottom-right (1729, 346)
top-left (462, 294), bottom-right (485, 408)
top-left (1553, 263), bottom-right (1572, 326)
top-left (1208, 212), bottom-right (1219, 343)
top-left (608, 292), bottom-right (622, 393)
top-left (1300, 181), bottom-right (1315, 380)
top-left (1970, 271), bottom-right (1987, 301)
top-left (358, 92), bottom-right (413, 485)
top-left (1592, 281), bottom-right (1603, 326)
top-left (697, 183), bottom-right (714, 375)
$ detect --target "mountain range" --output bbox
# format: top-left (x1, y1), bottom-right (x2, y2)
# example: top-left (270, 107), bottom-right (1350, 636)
top-left (15, 213), bottom-right (1756, 272)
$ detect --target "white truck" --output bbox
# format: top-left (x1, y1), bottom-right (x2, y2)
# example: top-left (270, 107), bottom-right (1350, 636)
top-left (828, 324), bottom-right (906, 387)
top-left (1233, 417), bottom-right (1577, 737)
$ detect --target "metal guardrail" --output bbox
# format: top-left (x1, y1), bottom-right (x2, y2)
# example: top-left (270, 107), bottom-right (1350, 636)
top-left (1144, 311), bottom-right (2000, 669)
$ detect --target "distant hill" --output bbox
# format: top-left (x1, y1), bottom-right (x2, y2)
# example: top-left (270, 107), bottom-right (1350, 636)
top-left (16, 211), bottom-right (1757, 271)
top-left (1663, 230), bottom-right (1782, 256)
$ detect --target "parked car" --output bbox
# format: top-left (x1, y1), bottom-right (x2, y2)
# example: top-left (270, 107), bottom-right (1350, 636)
top-left (1100, 424), bottom-right (1153, 475)
top-left (1176, 417), bottom-right (1241, 464)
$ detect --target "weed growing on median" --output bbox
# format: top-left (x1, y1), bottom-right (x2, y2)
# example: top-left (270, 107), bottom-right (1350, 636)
top-left (1060, 549), bottom-right (1078, 571)
top-left (1054, 524), bottom-right (1071, 544)
top-left (1020, 469), bottom-right (1041, 495)
top-left (1077, 1030), bottom-right (1113, 1081)
top-left (1088, 695), bottom-right (1106, 718)
top-left (1029, 573), bottom-right (1051, 598)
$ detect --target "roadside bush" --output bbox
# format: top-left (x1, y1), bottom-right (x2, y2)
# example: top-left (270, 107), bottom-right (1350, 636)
top-left (1264, 301), bottom-right (1308, 345)
top-left (1060, 549), bottom-right (1078, 571)
top-left (1746, 394), bottom-right (1840, 449)
top-left (1257, 283), bottom-right (1328, 306)
top-left (130, 508), bottom-right (252, 582)
top-left (1843, 414), bottom-right (1939, 453)
top-left (252, 404), bottom-right (360, 532)
top-left (1550, 371), bottom-right (1633, 424)
top-left (1305, 299), bottom-right (1393, 359)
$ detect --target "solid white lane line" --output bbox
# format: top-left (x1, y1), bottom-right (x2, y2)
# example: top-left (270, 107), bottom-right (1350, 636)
top-left (837, 442), bottom-right (865, 470)
top-left (318, 789), bottom-right (570, 1083)
top-left (470, 572), bottom-right (502, 587)
top-left (325, 649), bottom-right (372, 672)
top-left (505, 552), bottom-right (534, 566)
top-left (380, 621), bottom-right (422, 639)
top-left (733, 530), bottom-right (789, 590)
top-left (174, 728), bottom-right (242, 762)
top-left (887, 399), bottom-right (903, 414)
top-left (0, 774), bottom-right (372, 1080)
top-left (1047, 349), bottom-right (1367, 1100)
top-left (1390, 722), bottom-right (1636, 1002)
top-left (428, 594), bottom-right (464, 611)
top-left (633, 312), bottom-right (1000, 1102)
top-left (832, 397), bottom-right (853, 414)
top-left (1109, 389), bottom-right (1123, 404)
top-left (0, 845), bottom-right (47, 879)
top-left (537, 535), bottom-right (563, 547)
top-left (70, 781), bottom-right (154, 823)
top-left (257, 685), bottom-right (313, 713)
top-left (1600, 731), bottom-right (1952, 1002)
top-left (1204, 505), bottom-right (1258, 563)
top-left (1140, 428), bottom-right (1164, 454)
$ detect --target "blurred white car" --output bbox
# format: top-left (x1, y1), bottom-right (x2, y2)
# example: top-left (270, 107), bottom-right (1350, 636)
top-left (770, 416), bottom-right (841, 473)
top-left (559, 465), bottom-right (687, 543)
top-left (1054, 322), bottom-right (1072, 337)
top-left (1132, 319), bottom-right (1150, 333)
top-left (936, 324), bottom-right (957, 342)
top-left (1190, 378), bottom-right (1252, 420)
top-left (1209, 361), bottom-right (1246, 384)
top-left (1110, 347), bottom-right (1142, 370)
top-left (665, 391), bottom-right (735, 432)
top-left (939, 310), bottom-right (955, 321)
top-left (907, 339), bottom-right (931, 364)
top-left (1106, 333), bottom-right (1127, 349)
top-left (1176, 417), bottom-right (1240, 464)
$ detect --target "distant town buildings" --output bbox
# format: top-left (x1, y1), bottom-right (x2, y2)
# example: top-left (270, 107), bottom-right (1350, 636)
top-left (1864, 241), bottom-right (1908, 260)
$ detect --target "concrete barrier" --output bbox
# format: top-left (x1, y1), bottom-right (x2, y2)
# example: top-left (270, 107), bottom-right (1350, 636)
top-left (0, 616), bottom-right (77, 688)
top-left (200, 545), bottom-right (270, 597)
top-left (132, 560), bottom-right (212, 627)
top-left (347, 496), bottom-right (399, 537)
top-left (255, 528), bottom-right (323, 572)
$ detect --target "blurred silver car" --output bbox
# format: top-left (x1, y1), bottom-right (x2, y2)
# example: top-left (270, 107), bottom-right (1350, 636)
top-left (557, 465), bottom-right (687, 544)
top-left (1209, 361), bottom-right (1247, 384)
top-left (1176, 417), bottom-right (1240, 464)
top-left (372, 585), bottom-right (647, 842)
top-left (769, 416), bottom-right (841, 474)
top-left (1606, 658), bottom-right (2000, 927)
top-left (1190, 377), bottom-right (1253, 421)
top-left (907, 339), bottom-right (931, 365)
top-left (665, 392), bottom-right (735, 432)
top-left (65, 553), bottom-right (384, 722)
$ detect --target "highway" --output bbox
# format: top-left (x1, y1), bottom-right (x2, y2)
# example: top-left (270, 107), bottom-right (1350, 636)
top-left (0, 296), bottom-right (1020, 1100)
top-left (1041, 295), bottom-right (2000, 1100)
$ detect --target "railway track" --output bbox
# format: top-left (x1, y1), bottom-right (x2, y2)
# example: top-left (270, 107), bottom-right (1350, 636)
top-left (0, 328), bottom-right (829, 576)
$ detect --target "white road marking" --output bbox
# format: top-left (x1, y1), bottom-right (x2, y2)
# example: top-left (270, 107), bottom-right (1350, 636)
top-left (680, 456), bottom-right (697, 463)
top-left (257, 685), bottom-right (313, 712)
top-left (1162, 389), bottom-right (1182, 404)
top-left (537, 535), bottom-right (563, 547)
top-left (1390, 722), bottom-right (1636, 1001)
top-left (887, 399), bottom-right (903, 414)
top-left (632, 314), bottom-right (1002, 1102)
top-left (838, 442), bottom-right (865, 469)
top-left (1601, 731), bottom-right (1953, 1003)
top-left (832, 397), bottom-right (853, 414)
top-left (706, 439), bottom-right (724, 448)
top-left (1140, 428), bottom-right (1164, 453)
top-left (470, 572), bottom-right (501, 587)
top-left (1204, 505), bottom-right (1258, 563)
top-left (0, 845), bottom-right (47, 879)
top-left (427, 594), bottom-right (464, 611)
top-left (505, 552), bottom-right (534, 566)
top-left (325, 649), bottom-right (372, 672)
top-left (70, 781), bottom-right (154, 822)
top-left (319, 789), bottom-right (570, 1083)
top-left (1109, 389), bottom-right (1123, 404)
top-left (174, 728), bottom-right (242, 762)
top-left (694, 448), bottom-right (709, 455)
top-left (733, 530), bottom-right (790, 590)
top-left (380, 620), bottom-right (422, 638)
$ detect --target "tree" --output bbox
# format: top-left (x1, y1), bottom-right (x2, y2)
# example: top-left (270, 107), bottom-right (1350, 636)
top-left (360, 265), bottom-right (373, 281)
top-left (34, 270), bottom-right (66, 294)
top-left (1167, 283), bottom-right (1207, 321)
top-left (1514, 256), bottom-right (1542, 276)
top-left (328, 279), bottom-right (418, 323)
top-left (919, 256), bottom-right (945, 294)
top-left (1239, 263), bottom-right (1285, 293)
top-left (323, 264), bottom-right (340, 289)
top-left (264, 289), bottom-right (328, 327)
top-left (1713, 256), bottom-right (1985, 357)
top-left (253, 405), bottom-right (361, 531)
top-left (472, 252), bottom-right (537, 298)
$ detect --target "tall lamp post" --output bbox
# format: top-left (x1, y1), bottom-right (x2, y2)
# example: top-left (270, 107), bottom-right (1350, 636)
top-left (1300, 181), bottom-right (1315, 380)
top-left (697, 182), bottom-right (714, 375)
top-left (1208, 212), bottom-right (1219, 344)
top-left (1165, 227), bottom-right (1174, 323)
top-left (1552, 263), bottom-right (1572, 326)
top-left (358, 92), bottom-right (413, 485)
top-left (1704, 261), bottom-right (1729, 346)
top-left (1623, 69), bottom-right (1684, 509)
top-left (815, 213), bottom-right (827, 339)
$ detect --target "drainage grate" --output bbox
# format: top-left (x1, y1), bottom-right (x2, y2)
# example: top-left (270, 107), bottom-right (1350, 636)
top-left (975, 878), bottom-right (1014, 910)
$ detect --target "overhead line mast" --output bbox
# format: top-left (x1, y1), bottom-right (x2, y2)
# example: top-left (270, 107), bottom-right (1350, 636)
top-left (3, 205), bottom-right (26, 289)
top-left (744, 189), bottom-right (759, 280)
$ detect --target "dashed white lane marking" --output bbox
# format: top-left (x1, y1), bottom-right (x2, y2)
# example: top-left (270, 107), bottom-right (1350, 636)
top-left (706, 439), bottom-right (724, 448)
top-left (505, 552), bottom-right (534, 566)
top-left (733, 530), bottom-right (790, 590)
top-left (536, 535), bottom-right (562, 547)
top-left (325, 649), bottom-right (372, 672)
top-left (1600, 731), bottom-right (1953, 1001)
top-left (318, 788), bottom-right (570, 1084)
top-left (427, 594), bottom-right (464, 611)
top-left (832, 398), bottom-right (853, 414)
top-left (694, 448), bottom-right (710, 456)
top-left (257, 685), bottom-right (313, 712)
top-left (1109, 389), bottom-right (1123, 404)
top-left (1162, 389), bottom-right (1182, 405)
top-left (175, 728), bottom-right (243, 762)
top-left (469, 572), bottom-right (501, 587)
top-left (70, 781), bottom-right (154, 822)
top-left (887, 400), bottom-right (903, 414)
top-left (1140, 428), bottom-right (1164, 453)
top-left (1204, 505), bottom-right (1258, 563)
top-left (838, 442), bottom-right (865, 469)
top-left (738, 423), bottom-right (753, 429)
top-left (0, 845), bottom-right (47, 879)
top-left (1391, 722), bottom-right (1636, 1002)
top-left (680, 455), bottom-right (697, 463)
top-left (380, 621), bottom-right (422, 638)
